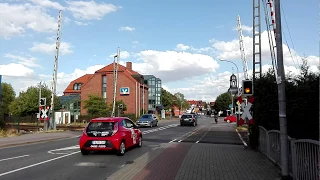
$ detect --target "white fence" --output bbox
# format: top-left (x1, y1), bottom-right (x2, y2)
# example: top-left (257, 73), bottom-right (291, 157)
top-left (258, 126), bottom-right (319, 180)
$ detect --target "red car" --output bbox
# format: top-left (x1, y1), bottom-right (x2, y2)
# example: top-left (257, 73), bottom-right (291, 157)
top-left (79, 117), bottom-right (142, 156)
top-left (224, 115), bottom-right (237, 123)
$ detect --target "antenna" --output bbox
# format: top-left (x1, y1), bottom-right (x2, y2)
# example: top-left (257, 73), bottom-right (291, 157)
top-left (48, 10), bottom-right (62, 131)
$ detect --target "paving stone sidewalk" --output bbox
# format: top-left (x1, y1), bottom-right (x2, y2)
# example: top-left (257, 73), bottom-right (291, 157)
top-left (107, 142), bottom-right (281, 180)
top-left (0, 131), bottom-right (79, 147)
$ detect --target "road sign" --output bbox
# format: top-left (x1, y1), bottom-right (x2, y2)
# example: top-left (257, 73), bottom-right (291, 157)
top-left (237, 96), bottom-right (255, 126)
top-left (40, 106), bottom-right (50, 121)
top-left (40, 98), bottom-right (46, 106)
top-left (229, 104), bottom-right (233, 108)
top-left (120, 87), bottom-right (130, 95)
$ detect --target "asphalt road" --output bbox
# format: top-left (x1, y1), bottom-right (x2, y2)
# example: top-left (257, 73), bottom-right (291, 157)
top-left (0, 116), bottom-right (243, 180)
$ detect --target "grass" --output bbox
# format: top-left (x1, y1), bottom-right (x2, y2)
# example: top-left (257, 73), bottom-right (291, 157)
top-left (0, 128), bottom-right (20, 137)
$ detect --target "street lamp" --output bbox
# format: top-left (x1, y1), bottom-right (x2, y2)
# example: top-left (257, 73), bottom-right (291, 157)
top-left (219, 59), bottom-right (240, 91)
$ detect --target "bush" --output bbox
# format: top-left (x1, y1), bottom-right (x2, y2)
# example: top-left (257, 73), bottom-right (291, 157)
top-left (251, 66), bottom-right (319, 149)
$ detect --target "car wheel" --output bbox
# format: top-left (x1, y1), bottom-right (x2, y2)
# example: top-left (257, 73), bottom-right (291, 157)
top-left (227, 120), bottom-right (230, 123)
top-left (180, 123), bottom-right (183, 126)
top-left (137, 136), bottom-right (142, 147)
top-left (81, 149), bottom-right (89, 155)
top-left (116, 141), bottom-right (126, 156)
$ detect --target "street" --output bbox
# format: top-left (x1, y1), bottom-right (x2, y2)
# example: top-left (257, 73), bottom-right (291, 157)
top-left (0, 117), bottom-right (280, 180)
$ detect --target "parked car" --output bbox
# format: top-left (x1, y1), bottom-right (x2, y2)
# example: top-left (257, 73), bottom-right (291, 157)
top-left (136, 114), bottom-right (158, 127)
top-left (180, 113), bottom-right (198, 127)
top-left (79, 117), bottom-right (142, 156)
top-left (224, 115), bottom-right (237, 123)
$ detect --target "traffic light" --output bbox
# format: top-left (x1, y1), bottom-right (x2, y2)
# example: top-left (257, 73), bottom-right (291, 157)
top-left (119, 104), bottom-right (123, 109)
top-left (40, 98), bottom-right (46, 106)
top-left (242, 80), bottom-right (253, 96)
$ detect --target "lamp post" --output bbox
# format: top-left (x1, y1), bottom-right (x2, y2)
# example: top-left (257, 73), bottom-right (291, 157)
top-left (220, 59), bottom-right (241, 126)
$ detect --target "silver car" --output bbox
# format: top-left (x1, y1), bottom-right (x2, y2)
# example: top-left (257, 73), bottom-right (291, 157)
top-left (137, 114), bottom-right (158, 127)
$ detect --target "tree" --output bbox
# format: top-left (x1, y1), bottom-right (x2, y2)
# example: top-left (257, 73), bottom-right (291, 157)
top-left (0, 83), bottom-right (15, 115)
top-left (83, 94), bottom-right (109, 116)
top-left (9, 84), bottom-right (60, 116)
top-left (214, 92), bottom-right (232, 111)
top-left (173, 92), bottom-right (189, 109)
top-left (83, 94), bottom-right (127, 117)
top-left (161, 88), bottom-right (174, 109)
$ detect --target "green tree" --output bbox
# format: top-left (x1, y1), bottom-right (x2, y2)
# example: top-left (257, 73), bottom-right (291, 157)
top-left (173, 92), bottom-right (189, 109)
top-left (214, 92), bottom-right (232, 111)
top-left (83, 94), bottom-right (109, 116)
top-left (83, 94), bottom-right (127, 117)
top-left (9, 84), bottom-right (60, 116)
top-left (0, 83), bottom-right (16, 115)
top-left (161, 88), bottom-right (174, 109)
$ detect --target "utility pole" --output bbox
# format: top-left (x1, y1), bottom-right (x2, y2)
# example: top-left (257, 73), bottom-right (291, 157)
top-left (38, 81), bottom-right (44, 130)
top-left (274, 0), bottom-right (289, 179)
top-left (49, 10), bottom-right (62, 130)
top-left (111, 48), bottom-right (120, 117)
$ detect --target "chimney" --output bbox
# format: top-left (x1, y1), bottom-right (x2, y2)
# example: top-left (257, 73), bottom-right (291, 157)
top-left (126, 62), bottom-right (132, 70)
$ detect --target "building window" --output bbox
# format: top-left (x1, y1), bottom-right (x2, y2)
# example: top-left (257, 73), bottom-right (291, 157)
top-left (73, 83), bottom-right (82, 90)
top-left (102, 75), bottom-right (107, 98)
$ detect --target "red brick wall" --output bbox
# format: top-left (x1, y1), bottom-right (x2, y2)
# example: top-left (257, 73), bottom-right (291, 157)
top-left (80, 74), bottom-right (102, 115)
top-left (113, 73), bottom-right (137, 115)
top-left (79, 71), bottom-right (147, 116)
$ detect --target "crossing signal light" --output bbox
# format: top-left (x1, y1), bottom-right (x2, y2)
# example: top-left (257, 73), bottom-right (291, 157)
top-left (119, 104), bottom-right (123, 109)
top-left (242, 80), bottom-right (253, 96)
top-left (40, 98), bottom-right (46, 106)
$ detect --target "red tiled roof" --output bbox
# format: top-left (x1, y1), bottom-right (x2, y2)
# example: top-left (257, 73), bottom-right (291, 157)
top-left (95, 63), bottom-right (139, 75)
top-left (63, 74), bottom-right (94, 94)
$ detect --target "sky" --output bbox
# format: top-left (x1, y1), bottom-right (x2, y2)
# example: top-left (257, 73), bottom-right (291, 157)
top-left (0, 0), bottom-right (318, 102)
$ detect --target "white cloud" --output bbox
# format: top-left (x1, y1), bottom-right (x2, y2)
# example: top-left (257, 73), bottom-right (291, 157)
top-left (233, 25), bottom-right (253, 33)
top-left (109, 51), bottom-right (131, 59)
top-left (4, 54), bottom-right (41, 68)
top-left (169, 64), bottom-right (319, 102)
top-left (28, 0), bottom-right (65, 10)
top-left (0, 63), bottom-right (35, 77)
top-left (119, 26), bottom-right (135, 32)
top-left (131, 50), bottom-right (220, 82)
top-left (209, 30), bottom-right (318, 68)
top-left (74, 21), bottom-right (90, 26)
top-left (29, 42), bottom-right (73, 55)
top-left (132, 41), bottom-right (139, 44)
top-left (175, 44), bottom-right (190, 51)
top-left (66, 1), bottom-right (118, 20)
top-left (0, 2), bottom-right (58, 38)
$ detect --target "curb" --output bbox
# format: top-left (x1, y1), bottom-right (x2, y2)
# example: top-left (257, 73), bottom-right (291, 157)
top-left (0, 136), bottom-right (77, 149)
top-left (235, 129), bottom-right (248, 147)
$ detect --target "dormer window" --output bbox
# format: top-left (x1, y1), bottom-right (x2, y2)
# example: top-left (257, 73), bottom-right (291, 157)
top-left (73, 83), bottom-right (82, 90)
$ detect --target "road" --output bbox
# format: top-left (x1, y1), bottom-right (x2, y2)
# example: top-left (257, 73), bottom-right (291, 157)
top-left (0, 116), bottom-right (280, 180)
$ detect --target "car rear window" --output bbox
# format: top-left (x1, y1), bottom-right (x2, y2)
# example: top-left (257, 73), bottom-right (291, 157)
top-left (141, 115), bottom-right (152, 118)
top-left (86, 122), bottom-right (115, 131)
top-left (181, 115), bottom-right (192, 118)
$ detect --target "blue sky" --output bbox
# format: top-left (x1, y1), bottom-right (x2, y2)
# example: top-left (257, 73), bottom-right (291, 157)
top-left (0, 0), bottom-right (318, 101)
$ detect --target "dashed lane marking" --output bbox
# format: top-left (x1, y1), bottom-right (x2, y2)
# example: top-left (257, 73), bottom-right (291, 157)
top-left (142, 124), bottom-right (179, 135)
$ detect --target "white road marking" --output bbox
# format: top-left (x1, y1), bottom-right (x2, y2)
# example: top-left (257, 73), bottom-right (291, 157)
top-left (0, 151), bottom-right (80, 177)
top-left (169, 139), bottom-right (176, 143)
top-left (177, 140), bottom-right (182, 142)
top-left (142, 124), bottom-right (179, 135)
top-left (0, 155), bottom-right (30, 162)
top-left (48, 145), bottom-right (79, 155)
top-left (195, 141), bottom-right (199, 143)
top-left (235, 129), bottom-right (248, 146)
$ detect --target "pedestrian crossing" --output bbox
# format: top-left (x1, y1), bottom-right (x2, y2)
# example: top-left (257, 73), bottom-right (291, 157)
top-left (142, 124), bottom-right (179, 135)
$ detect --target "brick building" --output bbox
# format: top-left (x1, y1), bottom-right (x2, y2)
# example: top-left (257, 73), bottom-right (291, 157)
top-left (63, 62), bottom-right (148, 116)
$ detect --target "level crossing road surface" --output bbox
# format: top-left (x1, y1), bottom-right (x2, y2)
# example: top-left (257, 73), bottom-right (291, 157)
top-left (0, 117), bottom-right (281, 180)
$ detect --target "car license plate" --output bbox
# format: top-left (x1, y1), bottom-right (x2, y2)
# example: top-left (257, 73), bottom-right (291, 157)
top-left (92, 141), bottom-right (106, 145)
top-left (184, 118), bottom-right (189, 121)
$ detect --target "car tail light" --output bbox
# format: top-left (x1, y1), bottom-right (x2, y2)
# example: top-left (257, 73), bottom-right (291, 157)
top-left (192, 118), bottom-right (195, 121)
top-left (111, 122), bottom-right (118, 136)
